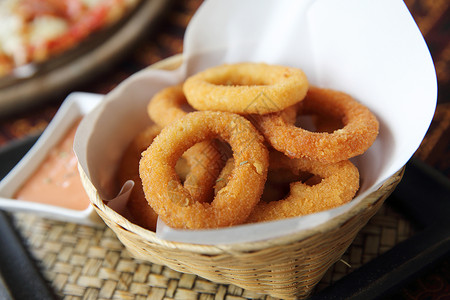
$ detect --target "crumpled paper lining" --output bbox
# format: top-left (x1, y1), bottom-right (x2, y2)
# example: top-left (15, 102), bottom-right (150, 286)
top-left (74, 0), bottom-right (436, 244)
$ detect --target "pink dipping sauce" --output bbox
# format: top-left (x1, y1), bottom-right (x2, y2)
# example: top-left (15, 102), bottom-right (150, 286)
top-left (15, 120), bottom-right (91, 210)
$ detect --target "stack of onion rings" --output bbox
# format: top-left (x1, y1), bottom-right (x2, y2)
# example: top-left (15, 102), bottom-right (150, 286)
top-left (113, 62), bottom-right (380, 230)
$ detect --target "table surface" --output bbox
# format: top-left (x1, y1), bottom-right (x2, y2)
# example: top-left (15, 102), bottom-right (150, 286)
top-left (0, 0), bottom-right (449, 299)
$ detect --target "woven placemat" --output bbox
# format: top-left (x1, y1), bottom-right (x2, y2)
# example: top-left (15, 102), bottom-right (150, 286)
top-left (10, 201), bottom-right (414, 300)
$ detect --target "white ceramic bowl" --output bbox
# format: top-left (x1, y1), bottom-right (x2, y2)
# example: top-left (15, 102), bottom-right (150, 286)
top-left (0, 92), bottom-right (104, 226)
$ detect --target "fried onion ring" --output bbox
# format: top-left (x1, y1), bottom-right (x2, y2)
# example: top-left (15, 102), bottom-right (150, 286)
top-left (117, 125), bottom-right (161, 231)
top-left (245, 151), bottom-right (360, 223)
top-left (214, 158), bottom-right (294, 203)
top-left (147, 84), bottom-right (193, 127)
top-left (183, 63), bottom-right (309, 114)
top-left (117, 124), bottom-right (224, 230)
top-left (255, 86), bottom-right (379, 163)
top-left (139, 111), bottom-right (269, 229)
top-left (147, 84), bottom-right (227, 203)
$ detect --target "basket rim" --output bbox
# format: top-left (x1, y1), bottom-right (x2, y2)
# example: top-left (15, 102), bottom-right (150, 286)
top-left (80, 166), bottom-right (403, 253)
top-left (79, 54), bottom-right (405, 254)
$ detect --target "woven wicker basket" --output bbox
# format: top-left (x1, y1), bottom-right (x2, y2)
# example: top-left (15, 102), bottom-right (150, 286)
top-left (79, 55), bottom-right (404, 299)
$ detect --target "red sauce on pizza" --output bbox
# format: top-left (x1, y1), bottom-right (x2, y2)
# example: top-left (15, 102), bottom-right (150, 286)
top-left (0, 0), bottom-right (139, 76)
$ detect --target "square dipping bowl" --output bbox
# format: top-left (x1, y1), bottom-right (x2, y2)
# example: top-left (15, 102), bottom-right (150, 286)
top-left (0, 92), bottom-right (104, 227)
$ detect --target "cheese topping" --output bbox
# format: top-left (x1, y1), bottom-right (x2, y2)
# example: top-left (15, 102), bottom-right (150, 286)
top-left (0, 0), bottom-right (137, 76)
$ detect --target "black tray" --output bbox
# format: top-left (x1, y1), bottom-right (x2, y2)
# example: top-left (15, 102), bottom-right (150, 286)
top-left (313, 159), bottom-right (450, 299)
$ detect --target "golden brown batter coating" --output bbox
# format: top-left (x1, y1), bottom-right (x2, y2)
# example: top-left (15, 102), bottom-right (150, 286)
top-left (183, 63), bottom-right (309, 114)
top-left (139, 111), bottom-right (269, 229)
top-left (117, 125), bottom-right (161, 231)
top-left (147, 84), bottom-right (192, 127)
top-left (245, 151), bottom-right (360, 223)
top-left (256, 87), bottom-right (379, 163)
top-left (147, 84), bottom-right (227, 203)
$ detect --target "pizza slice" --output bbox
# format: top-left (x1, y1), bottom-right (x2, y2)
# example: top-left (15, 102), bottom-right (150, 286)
top-left (0, 0), bottom-right (140, 77)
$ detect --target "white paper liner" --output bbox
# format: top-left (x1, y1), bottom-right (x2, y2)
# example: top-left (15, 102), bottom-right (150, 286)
top-left (74, 0), bottom-right (437, 244)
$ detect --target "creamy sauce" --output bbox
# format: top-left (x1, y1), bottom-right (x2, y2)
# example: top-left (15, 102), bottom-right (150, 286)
top-left (15, 120), bottom-right (90, 210)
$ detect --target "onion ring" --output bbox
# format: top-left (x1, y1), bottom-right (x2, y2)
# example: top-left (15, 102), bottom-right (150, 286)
top-left (254, 86), bottom-right (379, 163)
top-left (147, 84), bottom-right (193, 127)
top-left (245, 151), bottom-right (360, 223)
top-left (139, 111), bottom-right (269, 229)
top-left (183, 63), bottom-right (309, 114)
top-left (117, 124), bottom-right (225, 230)
top-left (117, 125), bottom-right (161, 231)
top-left (147, 84), bottom-right (228, 203)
